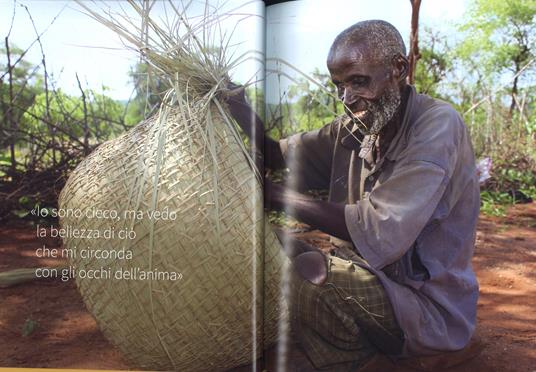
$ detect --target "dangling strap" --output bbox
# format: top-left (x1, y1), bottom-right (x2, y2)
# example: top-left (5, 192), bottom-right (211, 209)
top-left (359, 157), bottom-right (368, 200)
top-left (348, 152), bottom-right (369, 203)
top-left (348, 150), bottom-right (357, 204)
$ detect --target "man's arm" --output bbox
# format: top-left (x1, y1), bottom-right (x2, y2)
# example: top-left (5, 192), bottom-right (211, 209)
top-left (225, 86), bottom-right (285, 171)
top-left (226, 85), bottom-right (346, 240)
top-left (266, 179), bottom-right (351, 242)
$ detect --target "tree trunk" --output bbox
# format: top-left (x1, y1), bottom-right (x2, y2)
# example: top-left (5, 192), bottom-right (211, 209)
top-left (76, 73), bottom-right (90, 155)
top-left (408, 0), bottom-right (422, 85)
top-left (5, 37), bottom-right (17, 175)
top-left (509, 61), bottom-right (520, 117)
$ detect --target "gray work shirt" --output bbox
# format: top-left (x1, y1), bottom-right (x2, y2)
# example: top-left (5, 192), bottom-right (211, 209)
top-left (279, 85), bottom-right (480, 356)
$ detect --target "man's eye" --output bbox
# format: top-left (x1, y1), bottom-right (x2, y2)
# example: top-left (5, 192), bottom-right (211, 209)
top-left (352, 78), bottom-right (367, 87)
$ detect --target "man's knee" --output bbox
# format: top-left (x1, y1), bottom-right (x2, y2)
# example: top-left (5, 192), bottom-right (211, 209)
top-left (287, 254), bottom-right (368, 341)
top-left (288, 254), bottom-right (404, 356)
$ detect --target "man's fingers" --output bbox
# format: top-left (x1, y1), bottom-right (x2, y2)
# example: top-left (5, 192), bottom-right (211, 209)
top-left (264, 179), bottom-right (285, 211)
top-left (224, 83), bottom-right (246, 100)
top-left (273, 228), bottom-right (321, 258)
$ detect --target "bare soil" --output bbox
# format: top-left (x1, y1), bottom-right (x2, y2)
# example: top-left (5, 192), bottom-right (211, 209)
top-left (0, 203), bottom-right (535, 371)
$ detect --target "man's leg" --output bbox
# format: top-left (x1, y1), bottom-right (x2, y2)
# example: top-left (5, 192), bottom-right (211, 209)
top-left (288, 252), bottom-right (404, 370)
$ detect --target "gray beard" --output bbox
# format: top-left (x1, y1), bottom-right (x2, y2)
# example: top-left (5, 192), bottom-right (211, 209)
top-left (350, 87), bottom-right (401, 136)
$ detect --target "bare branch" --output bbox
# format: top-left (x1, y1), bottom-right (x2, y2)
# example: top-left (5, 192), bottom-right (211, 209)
top-left (6, 0), bottom-right (17, 39)
top-left (76, 73), bottom-right (90, 154)
top-left (5, 37), bottom-right (17, 173)
top-left (0, 3), bottom-right (65, 82)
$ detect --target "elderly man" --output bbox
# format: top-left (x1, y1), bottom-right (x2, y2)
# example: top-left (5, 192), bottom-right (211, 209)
top-left (228, 20), bottom-right (479, 370)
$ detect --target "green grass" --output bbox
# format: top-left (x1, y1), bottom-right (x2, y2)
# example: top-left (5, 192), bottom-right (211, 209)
top-left (480, 191), bottom-right (512, 217)
top-left (267, 210), bottom-right (303, 229)
top-left (480, 162), bottom-right (536, 217)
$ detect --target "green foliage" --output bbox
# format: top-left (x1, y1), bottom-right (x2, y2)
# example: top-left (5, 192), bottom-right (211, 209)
top-left (245, 85), bottom-right (265, 122)
top-left (21, 318), bottom-right (39, 337)
top-left (494, 166), bottom-right (536, 198)
top-left (24, 91), bottom-right (83, 135)
top-left (11, 195), bottom-right (34, 218)
top-left (481, 163), bottom-right (536, 216)
top-left (291, 70), bottom-right (342, 132)
top-left (445, 0), bottom-right (536, 182)
top-left (267, 69), bottom-right (343, 140)
top-left (128, 62), bottom-right (170, 120)
top-left (458, 0), bottom-right (535, 73)
top-left (414, 28), bottom-right (452, 97)
top-left (21, 89), bottom-right (128, 156)
top-left (456, 0), bottom-right (535, 114)
top-left (0, 45), bottom-right (42, 90)
top-left (267, 210), bottom-right (302, 229)
top-left (480, 191), bottom-right (511, 216)
top-left (265, 101), bottom-right (296, 140)
top-left (0, 44), bottom-right (44, 149)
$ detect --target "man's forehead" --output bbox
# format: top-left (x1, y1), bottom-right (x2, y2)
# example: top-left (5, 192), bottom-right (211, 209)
top-left (328, 39), bottom-right (382, 67)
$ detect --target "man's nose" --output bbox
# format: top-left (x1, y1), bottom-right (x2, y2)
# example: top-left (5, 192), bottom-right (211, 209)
top-left (342, 87), bottom-right (357, 106)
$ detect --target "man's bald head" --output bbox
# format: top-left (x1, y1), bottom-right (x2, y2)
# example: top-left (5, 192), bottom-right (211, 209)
top-left (326, 20), bottom-right (409, 135)
top-left (328, 20), bottom-right (406, 66)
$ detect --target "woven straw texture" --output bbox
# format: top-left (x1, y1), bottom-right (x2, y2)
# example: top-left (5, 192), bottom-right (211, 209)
top-left (59, 101), bottom-right (287, 371)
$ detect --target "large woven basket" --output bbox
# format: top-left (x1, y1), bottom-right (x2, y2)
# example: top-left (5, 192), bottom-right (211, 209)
top-left (59, 101), bottom-right (286, 371)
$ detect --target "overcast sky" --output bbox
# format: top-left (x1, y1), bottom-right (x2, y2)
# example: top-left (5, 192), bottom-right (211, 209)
top-left (0, 0), bottom-right (468, 102)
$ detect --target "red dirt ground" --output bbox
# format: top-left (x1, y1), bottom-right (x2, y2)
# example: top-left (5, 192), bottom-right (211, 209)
top-left (1, 203), bottom-right (535, 371)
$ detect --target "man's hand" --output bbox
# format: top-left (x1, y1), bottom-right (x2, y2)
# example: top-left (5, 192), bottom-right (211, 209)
top-left (223, 83), bottom-right (257, 138)
top-left (273, 228), bottom-right (321, 258)
top-left (265, 178), bottom-right (312, 212)
top-left (224, 82), bottom-right (248, 111)
top-left (264, 179), bottom-right (352, 242)
top-left (264, 178), bottom-right (284, 211)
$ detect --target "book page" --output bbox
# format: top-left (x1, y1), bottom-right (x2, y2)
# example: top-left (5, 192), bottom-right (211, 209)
top-left (0, 1), bottom-right (267, 371)
top-left (261, 0), bottom-right (519, 370)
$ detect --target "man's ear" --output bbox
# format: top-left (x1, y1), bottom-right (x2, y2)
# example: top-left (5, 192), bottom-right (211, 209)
top-left (392, 53), bottom-right (409, 83)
